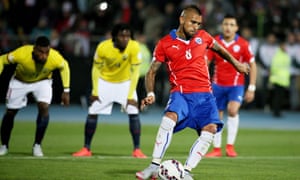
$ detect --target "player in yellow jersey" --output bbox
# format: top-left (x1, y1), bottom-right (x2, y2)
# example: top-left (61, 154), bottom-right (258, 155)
top-left (0, 36), bottom-right (70, 157)
top-left (72, 23), bottom-right (147, 158)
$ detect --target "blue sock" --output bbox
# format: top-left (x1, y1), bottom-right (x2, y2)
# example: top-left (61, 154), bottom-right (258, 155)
top-left (129, 114), bottom-right (141, 149)
top-left (84, 116), bottom-right (98, 150)
top-left (35, 114), bottom-right (49, 144)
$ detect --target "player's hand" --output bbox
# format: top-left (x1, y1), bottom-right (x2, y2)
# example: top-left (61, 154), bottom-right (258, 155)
top-left (127, 99), bottom-right (139, 107)
top-left (140, 95), bottom-right (155, 111)
top-left (244, 90), bottom-right (255, 103)
top-left (236, 62), bottom-right (250, 75)
top-left (90, 95), bottom-right (99, 104)
top-left (61, 92), bottom-right (70, 106)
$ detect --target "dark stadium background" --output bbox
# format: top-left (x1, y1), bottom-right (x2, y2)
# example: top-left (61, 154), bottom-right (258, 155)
top-left (1, 0), bottom-right (300, 110)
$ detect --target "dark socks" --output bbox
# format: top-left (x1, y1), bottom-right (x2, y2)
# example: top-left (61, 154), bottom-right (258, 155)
top-left (0, 112), bottom-right (16, 147)
top-left (84, 116), bottom-right (98, 150)
top-left (34, 114), bottom-right (49, 144)
top-left (129, 114), bottom-right (141, 149)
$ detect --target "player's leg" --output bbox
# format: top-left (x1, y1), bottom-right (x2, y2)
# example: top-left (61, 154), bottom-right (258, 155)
top-left (32, 80), bottom-right (53, 157)
top-left (72, 113), bottom-right (98, 157)
top-left (226, 114), bottom-right (239, 157)
top-left (126, 92), bottom-right (147, 158)
top-left (184, 128), bottom-right (215, 175)
top-left (136, 114), bottom-right (177, 179)
top-left (85, 114), bottom-right (98, 152)
top-left (0, 109), bottom-right (19, 155)
top-left (33, 102), bottom-right (50, 157)
top-left (73, 78), bottom-right (114, 157)
top-left (0, 78), bottom-right (28, 155)
top-left (136, 92), bottom-right (184, 179)
top-left (206, 84), bottom-right (226, 157)
top-left (128, 112), bottom-right (147, 158)
top-left (183, 92), bottom-right (222, 177)
top-left (225, 86), bottom-right (243, 157)
top-left (72, 101), bottom-right (102, 156)
top-left (205, 111), bottom-right (224, 157)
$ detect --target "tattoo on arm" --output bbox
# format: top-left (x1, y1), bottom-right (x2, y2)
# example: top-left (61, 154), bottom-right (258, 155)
top-left (212, 42), bottom-right (236, 65)
top-left (145, 61), bottom-right (161, 93)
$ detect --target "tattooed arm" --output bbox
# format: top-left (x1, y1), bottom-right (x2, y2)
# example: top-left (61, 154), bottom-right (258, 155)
top-left (140, 60), bottom-right (162, 110)
top-left (211, 42), bottom-right (249, 74)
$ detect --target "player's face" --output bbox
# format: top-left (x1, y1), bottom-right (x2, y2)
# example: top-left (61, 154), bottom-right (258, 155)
top-left (32, 46), bottom-right (50, 64)
top-left (221, 18), bottom-right (238, 39)
top-left (115, 30), bottom-right (131, 51)
top-left (181, 11), bottom-right (202, 39)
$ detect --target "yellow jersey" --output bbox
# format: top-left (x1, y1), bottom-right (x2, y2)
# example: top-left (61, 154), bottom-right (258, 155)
top-left (92, 39), bottom-right (142, 98)
top-left (0, 45), bottom-right (70, 89)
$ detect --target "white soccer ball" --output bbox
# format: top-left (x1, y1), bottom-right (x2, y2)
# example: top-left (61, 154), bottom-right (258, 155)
top-left (158, 159), bottom-right (185, 180)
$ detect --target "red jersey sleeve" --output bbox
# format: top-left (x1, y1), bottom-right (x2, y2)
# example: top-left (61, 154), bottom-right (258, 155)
top-left (153, 39), bottom-right (166, 63)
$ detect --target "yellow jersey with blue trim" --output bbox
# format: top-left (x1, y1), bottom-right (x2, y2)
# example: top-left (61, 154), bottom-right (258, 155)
top-left (93, 39), bottom-right (142, 82)
top-left (0, 45), bottom-right (70, 88)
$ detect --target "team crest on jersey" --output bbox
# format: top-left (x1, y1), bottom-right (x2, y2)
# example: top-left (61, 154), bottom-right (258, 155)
top-left (122, 54), bottom-right (128, 60)
top-left (194, 37), bottom-right (202, 44)
top-left (233, 45), bottom-right (240, 52)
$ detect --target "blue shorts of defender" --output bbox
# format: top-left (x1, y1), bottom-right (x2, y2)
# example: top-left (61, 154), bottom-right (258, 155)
top-left (212, 83), bottom-right (245, 111)
top-left (164, 92), bottom-right (223, 133)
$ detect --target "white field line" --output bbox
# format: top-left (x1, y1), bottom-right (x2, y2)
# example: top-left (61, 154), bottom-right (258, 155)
top-left (1, 155), bottom-right (300, 160)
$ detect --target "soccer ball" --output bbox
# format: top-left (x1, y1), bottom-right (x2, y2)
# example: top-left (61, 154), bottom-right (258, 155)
top-left (158, 159), bottom-right (185, 180)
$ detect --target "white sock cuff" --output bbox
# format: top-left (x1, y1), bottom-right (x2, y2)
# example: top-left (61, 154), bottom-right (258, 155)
top-left (227, 115), bottom-right (239, 128)
top-left (228, 114), bottom-right (239, 121)
top-left (213, 130), bottom-right (222, 148)
top-left (200, 131), bottom-right (214, 142)
top-left (161, 116), bottom-right (176, 131)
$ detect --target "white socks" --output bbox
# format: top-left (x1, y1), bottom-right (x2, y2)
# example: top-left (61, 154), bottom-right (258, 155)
top-left (184, 131), bottom-right (214, 171)
top-left (227, 115), bottom-right (239, 145)
top-left (211, 115), bottom-right (239, 148)
top-left (152, 116), bottom-right (176, 164)
top-left (212, 129), bottom-right (222, 148)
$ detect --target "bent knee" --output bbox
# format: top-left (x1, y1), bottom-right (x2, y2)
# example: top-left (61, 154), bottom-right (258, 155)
top-left (165, 112), bottom-right (178, 122)
top-left (202, 123), bottom-right (218, 134)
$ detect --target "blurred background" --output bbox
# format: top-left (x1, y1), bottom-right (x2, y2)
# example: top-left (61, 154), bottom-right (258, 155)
top-left (0, 0), bottom-right (300, 112)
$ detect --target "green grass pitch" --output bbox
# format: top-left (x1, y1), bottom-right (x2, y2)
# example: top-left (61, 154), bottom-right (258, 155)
top-left (0, 121), bottom-right (299, 180)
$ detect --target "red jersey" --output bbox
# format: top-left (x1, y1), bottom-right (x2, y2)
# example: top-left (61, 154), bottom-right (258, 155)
top-left (207, 34), bottom-right (254, 86)
top-left (153, 29), bottom-right (215, 93)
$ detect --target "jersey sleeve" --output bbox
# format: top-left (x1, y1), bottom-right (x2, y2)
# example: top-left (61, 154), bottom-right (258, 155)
top-left (0, 54), bottom-right (9, 74)
top-left (59, 60), bottom-right (70, 89)
top-left (203, 30), bottom-right (215, 49)
top-left (206, 48), bottom-right (215, 62)
top-left (130, 41), bottom-right (142, 65)
top-left (91, 43), bottom-right (103, 96)
top-left (128, 41), bottom-right (141, 99)
top-left (52, 50), bottom-right (71, 89)
top-left (0, 46), bottom-right (25, 74)
top-left (153, 40), bottom-right (166, 62)
top-left (244, 42), bottom-right (255, 63)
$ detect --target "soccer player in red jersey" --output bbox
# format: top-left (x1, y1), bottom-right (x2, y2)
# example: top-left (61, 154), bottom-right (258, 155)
top-left (136, 5), bottom-right (250, 180)
top-left (205, 14), bottom-right (257, 158)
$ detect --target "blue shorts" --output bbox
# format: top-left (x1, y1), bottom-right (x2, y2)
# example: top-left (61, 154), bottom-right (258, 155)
top-left (164, 92), bottom-right (223, 133)
top-left (212, 83), bottom-right (245, 111)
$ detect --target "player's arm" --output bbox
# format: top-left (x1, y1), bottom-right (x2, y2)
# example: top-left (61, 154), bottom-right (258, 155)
top-left (211, 42), bottom-right (249, 74)
top-left (128, 44), bottom-right (142, 100)
top-left (0, 54), bottom-right (11, 75)
top-left (128, 63), bottom-right (140, 99)
top-left (140, 60), bottom-right (161, 110)
top-left (59, 59), bottom-right (71, 106)
top-left (244, 60), bottom-right (257, 103)
top-left (91, 62), bottom-right (100, 96)
top-left (89, 44), bottom-right (102, 97)
top-left (127, 63), bottom-right (140, 107)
